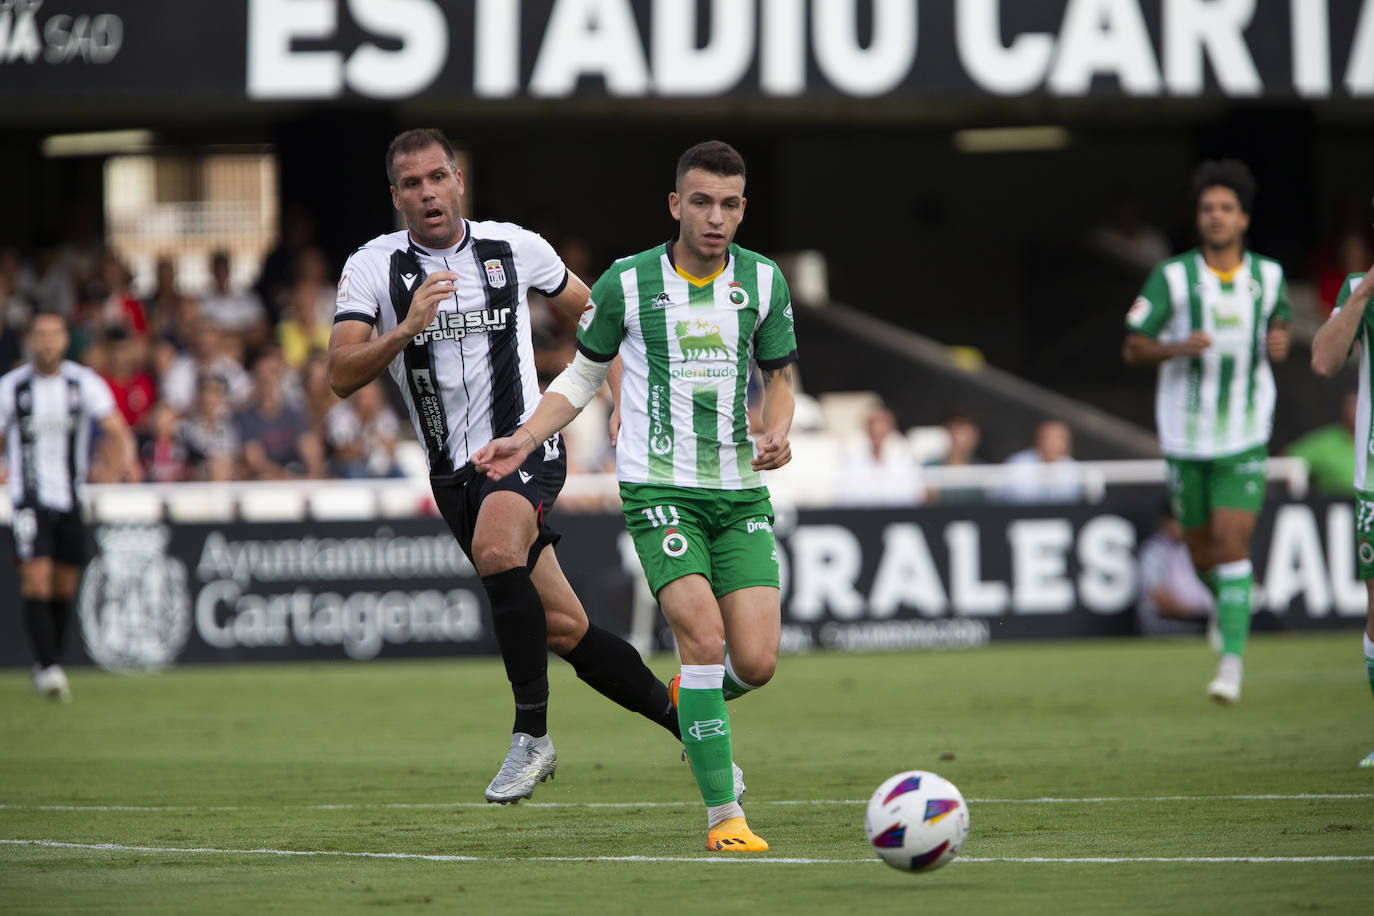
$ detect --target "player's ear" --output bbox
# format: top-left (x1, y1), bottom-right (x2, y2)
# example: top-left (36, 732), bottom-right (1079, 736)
top-left (668, 191), bottom-right (681, 221)
top-left (390, 186), bottom-right (401, 211)
top-left (739, 196), bottom-right (746, 220)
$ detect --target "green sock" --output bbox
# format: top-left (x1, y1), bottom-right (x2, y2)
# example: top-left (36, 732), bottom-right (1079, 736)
top-left (1201, 568), bottom-right (1220, 598)
top-left (722, 654), bottom-right (755, 701)
top-left (678, 676), bottom-right (735, 806)
top-left (1216, 561), bottom-right (1253, 657)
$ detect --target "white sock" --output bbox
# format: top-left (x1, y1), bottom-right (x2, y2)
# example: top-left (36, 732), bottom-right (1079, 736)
top-left (707, 801), bottom-right (744, 829)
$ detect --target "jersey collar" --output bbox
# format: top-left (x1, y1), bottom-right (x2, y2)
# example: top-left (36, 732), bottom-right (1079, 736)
top-left (664, 237), bottom-right (730, 288)
top-left (408, 219), bottom-right (471, 258)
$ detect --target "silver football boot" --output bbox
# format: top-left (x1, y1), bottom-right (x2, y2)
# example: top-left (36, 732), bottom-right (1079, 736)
top-left (484, 732), bottom-right (557, 804)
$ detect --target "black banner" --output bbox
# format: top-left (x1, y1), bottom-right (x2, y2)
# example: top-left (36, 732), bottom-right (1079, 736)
top-left (2, 1), bottom-right (1372, 108)
top-left (0, 496), bottom-right (1366, 669)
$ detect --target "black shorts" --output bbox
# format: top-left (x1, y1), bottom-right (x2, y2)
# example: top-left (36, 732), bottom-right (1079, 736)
top-left (10, 505), bottom-right (86, 565)
top-left (432, 432), bottom-right (567, 571)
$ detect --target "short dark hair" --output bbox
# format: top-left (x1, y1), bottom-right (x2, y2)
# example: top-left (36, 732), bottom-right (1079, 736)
top-left (386, 129), bottom-right (458, 186)
top-left (1191, 159), bottom-right (1256, 214)
top-left (27, 309), bottom-right (67, 333)
top-left (676, 141), bottom-right (746, 188)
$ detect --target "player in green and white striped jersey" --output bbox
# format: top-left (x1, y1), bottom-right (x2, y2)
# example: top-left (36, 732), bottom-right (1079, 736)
top-left (476, 141), bottom-right (797, 852)
top-left (1123, 160), bottom-right (1292, 705)
top-left (1311, 264), bottom-right (1374, 767)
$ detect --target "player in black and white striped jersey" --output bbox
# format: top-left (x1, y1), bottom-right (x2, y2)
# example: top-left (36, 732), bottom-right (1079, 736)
top-left (0, 311), bottom-right (139, 701)
top-left (329, 129), bottom-right (685, 804)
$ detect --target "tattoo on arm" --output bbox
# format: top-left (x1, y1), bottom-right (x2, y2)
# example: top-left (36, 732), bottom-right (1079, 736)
top-left (761, 365), bottom-right (793, 386)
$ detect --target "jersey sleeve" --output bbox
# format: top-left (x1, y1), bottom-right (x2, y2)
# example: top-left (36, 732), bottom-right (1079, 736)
top-left (1125, 265), bottom-right (1172, 338)
top-left (1332, 273), bottom-right (1369, 357)
top-left (80, 368), bottom-right (117, 420)
top-left (518, 229), bottom-right (570, 298)
top-left (576, 267), bottom-right (628, 362)
top-left (334, 249), bottom-right (384, 327)
top-left (755, 266), bottom-right (798, 369)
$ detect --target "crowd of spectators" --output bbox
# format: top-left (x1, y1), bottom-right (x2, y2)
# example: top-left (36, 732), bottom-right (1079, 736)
top-left (0, 239), bottom-right (402, 484)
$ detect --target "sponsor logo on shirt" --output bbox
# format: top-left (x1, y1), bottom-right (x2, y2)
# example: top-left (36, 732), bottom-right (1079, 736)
top-left (651, 292), bottom-right (673, 310)
top-left (414, 307), bottom-right (512, 345)
top-left (578, 301), bottom-right (595, 330)
top-left (336, 270), bottom-right (351, 304)
top-left (649, 383), bottom-right (672, 456)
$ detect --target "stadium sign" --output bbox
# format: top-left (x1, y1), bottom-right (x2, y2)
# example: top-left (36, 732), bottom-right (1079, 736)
top-left (4, 0), bottom-right (1374, 106)
top-left (0, 497), bottom-right (1366, 669)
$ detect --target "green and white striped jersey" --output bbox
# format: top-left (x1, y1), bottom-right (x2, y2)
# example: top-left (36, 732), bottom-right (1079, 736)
top-left (578, 241), bottom-right (798, 489)
top-left (1126, 249), bottom-right (1291, 460)
top-left (1332, 273), bottom-right (1373, 490)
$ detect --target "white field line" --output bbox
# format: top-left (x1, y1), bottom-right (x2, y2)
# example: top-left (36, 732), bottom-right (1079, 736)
top-left (2, 839), bottom-right (1372, 866)
top-left (0, 794), bottom-right (1370, 813)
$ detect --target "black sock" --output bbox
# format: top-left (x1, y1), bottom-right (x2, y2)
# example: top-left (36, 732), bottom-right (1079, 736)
top-left (22, 597), bottom-right (56, 668)
top-left (481, 567), bottom-right (549, 738)
top-left (562, 624), bottom-right (680, 740)
top-left (49, 598), bottom-right (71, 660)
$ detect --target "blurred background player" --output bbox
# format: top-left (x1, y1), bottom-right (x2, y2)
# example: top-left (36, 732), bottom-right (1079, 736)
top-left (328, 129), bottom-right (684, 804)
top-left (1122, 160), bottom-right (1292, 704)
top-left (477, 140), bottom-right (797, 851)
top-left (1310, 260), bottom-right (1374, 767)
top-left (0, 311), bottom-right (138, 701)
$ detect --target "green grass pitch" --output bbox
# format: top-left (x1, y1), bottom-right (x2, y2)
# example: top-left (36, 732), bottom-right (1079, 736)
top-left (2, 632), bottom-right (1372, 914)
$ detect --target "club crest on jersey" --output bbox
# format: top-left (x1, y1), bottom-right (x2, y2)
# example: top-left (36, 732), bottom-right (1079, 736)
top-left (727, 282), bottom-right (749, 308)
top-left (483, 258), bottom-right (507, 289)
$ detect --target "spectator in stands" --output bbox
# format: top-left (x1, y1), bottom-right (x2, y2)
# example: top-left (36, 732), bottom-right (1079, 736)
top-left (301, 350), bottom-right (338, 435)
top-left (836, 404), bottom-right (927, 506)
top-left (0, 249), bottom-right (31, 370)
top-left (87, 250), bottom-right (148, 339)
top-left (143, 257), bottom-right (185, 336)
top-left (97, 329), bottom-right (157, 433)
top-left (928, 408), bottom-right (987, 503)
top-left (237, 349), bottom-right (324, 480)
top-left (277, 275), bottom-right (333, 371)
top-left (1285, 392), bottom-right (1358, 497)
top-left (286, 246), bottom-right (337, 328)
top-left (140, 401), bottom-right (190, 483)
top-left (28, 238), bottom-right (75, 317)
top-left (255, 202), bottom-right (316, 325)
top-left (326, 380), bottom-right (402, 478)
top-left (161, 320), bottom-right (251, 413)
top-left (1136, 501), bottom-right (1216, 638)
top-left (998, 420), bottom-right (1084, 504)
top-left (180, 374), bottom-right (238, 482)
top-left (201, 251), bottom-right (269, 354)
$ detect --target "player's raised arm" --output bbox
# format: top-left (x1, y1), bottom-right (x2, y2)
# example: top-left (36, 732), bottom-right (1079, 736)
top-left (1312, 269), bottom-right (1374, 377)
top-left (473, 352), bottom-right (612, 479)
top-left (327, 271), bottom-right (456, 397)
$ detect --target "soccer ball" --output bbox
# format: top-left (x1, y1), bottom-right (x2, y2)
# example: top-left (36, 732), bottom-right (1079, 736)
top-left (864, 770), bottom-right (969, 873)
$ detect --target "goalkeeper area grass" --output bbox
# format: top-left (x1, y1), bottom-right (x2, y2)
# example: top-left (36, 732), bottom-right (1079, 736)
top-left (2, 631), bottom-right (1371, 914)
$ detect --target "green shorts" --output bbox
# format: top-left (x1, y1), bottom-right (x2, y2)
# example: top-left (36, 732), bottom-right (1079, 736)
top-left (1164, 445), bottom-right (1267, 530)
top-left (620, 483), bottom-right (780, 599)
top-left (1357, 490), bottom-right (1374, 581)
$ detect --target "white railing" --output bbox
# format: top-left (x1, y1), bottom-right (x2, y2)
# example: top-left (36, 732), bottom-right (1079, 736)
top-left (0, 457), bottom-right (1310, 524)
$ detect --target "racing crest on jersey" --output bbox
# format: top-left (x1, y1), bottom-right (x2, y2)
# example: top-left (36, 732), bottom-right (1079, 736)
top-left (484, 259), bottom-right (507, 289)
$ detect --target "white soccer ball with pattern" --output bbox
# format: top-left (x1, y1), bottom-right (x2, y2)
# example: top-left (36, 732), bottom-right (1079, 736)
top-left (864, 770), bottom-right (969, 873)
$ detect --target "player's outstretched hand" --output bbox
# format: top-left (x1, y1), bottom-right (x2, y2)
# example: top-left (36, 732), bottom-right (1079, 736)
top-left (401, 271), bottom-right (457, 337)
top-left (1176, 330), bottom-right (1212, 358)
top-left (472, 436), bottom-right (529, 480)
top-left (751, 431), bottom-right (792, 471)
top-left (1266, 326), bottom-right (1290, 362)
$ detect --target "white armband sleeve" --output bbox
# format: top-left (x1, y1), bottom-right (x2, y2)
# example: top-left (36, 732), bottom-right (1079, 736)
top-left (545, 351), bottom-right (612, 410)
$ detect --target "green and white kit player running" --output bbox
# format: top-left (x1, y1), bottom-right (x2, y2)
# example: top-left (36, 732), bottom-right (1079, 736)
top-left (1310, 261), bottom-right (1374, 767)
top-left (1123, 160), bottom-right (1292, 704)
top-left (476, 141), bottom-right (797, 850)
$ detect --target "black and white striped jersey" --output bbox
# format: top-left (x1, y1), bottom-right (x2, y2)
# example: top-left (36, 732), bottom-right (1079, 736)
top-left (0, 361), bottom-right (116, 512)
top-left (334, 223), bottom-right (568, 480)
